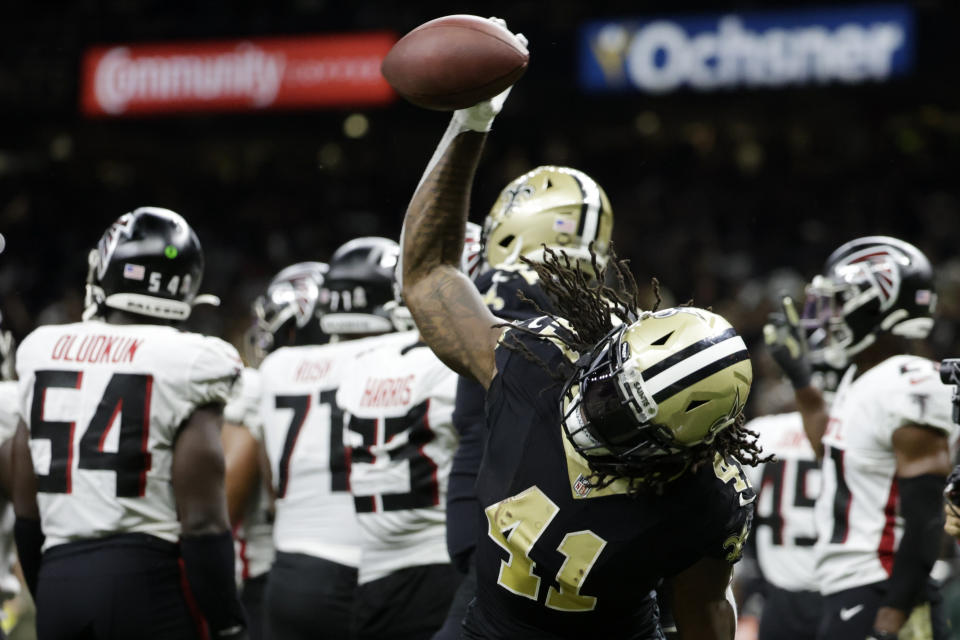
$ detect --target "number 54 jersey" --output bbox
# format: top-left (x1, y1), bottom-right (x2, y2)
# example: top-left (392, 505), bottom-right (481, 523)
top-left (16, 320), bottom-right (242, 550)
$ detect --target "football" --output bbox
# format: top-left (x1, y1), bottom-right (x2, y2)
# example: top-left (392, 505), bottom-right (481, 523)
top-left (381, 15), bottom-right (529, 111)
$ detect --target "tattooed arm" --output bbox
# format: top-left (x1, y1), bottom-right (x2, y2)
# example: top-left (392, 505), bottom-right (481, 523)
top-left (402, 128), bottom-right (504, 389)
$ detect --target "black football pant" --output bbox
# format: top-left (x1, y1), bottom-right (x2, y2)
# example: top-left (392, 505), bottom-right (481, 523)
top-left (816, 580), bottom-right (948, 640)
top-left (431, 557), bottom-right (476, 640)
top-left (36, 534), bottom-right (201, 640)
top-left (758, 586), bottom-right (822, 640)
top-left (265, 551), bottom-right (357, 640)
top-left (352, 563), bottom-right (462, 640)
top-left (242, 572), bottom-right (269, 640)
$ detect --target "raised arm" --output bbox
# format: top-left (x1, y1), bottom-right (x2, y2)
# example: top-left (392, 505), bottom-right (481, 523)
top-left (402, 126), bottom-right (501, 388)
top-left (401, 62), bottom-right (528, 389)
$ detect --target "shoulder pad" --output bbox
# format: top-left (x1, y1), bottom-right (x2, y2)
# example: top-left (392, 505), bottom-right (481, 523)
top-left (479, 266), bottom-right (556, 320)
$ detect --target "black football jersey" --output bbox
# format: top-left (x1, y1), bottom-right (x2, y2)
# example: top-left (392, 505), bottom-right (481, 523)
top-left (447, 266), bottom-right (559, 563)
top-left (468, 317), bottom-right (755, 639)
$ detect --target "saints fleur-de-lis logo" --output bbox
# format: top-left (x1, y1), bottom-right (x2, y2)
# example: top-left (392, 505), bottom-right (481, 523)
top-left (500, 183), bottom-right (535, 217)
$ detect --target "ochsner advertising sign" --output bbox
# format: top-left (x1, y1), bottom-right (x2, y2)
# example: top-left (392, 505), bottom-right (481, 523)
top-left (81, 33), bottom-right (397, 116)
top-left (579, 5), bottom-right (913, 93)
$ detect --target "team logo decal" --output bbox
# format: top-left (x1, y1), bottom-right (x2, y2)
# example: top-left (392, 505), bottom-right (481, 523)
top-left (289, 275), bottom-right (320, 327)
top-left (499, 183), bottom-right (535, 217)
top-left (839, 247), bottom-right (904, 311)
top-left (573, 473), bottom-right (593, 498)
top-left (96, 214), bottom-right (136, 279)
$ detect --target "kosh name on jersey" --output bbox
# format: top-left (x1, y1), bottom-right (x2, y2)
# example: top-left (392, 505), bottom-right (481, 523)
top-left (580, 4), bottom-right (913, 93)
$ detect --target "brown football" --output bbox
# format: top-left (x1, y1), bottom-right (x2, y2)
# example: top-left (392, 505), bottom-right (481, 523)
top-left (381, 15), bottom-right (529, 111)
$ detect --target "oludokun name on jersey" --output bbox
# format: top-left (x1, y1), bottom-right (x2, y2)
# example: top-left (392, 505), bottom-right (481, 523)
top-left (50, 333), bottom-right (143, 364)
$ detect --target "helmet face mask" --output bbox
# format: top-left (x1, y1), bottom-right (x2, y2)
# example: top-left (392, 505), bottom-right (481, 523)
top-left (482, 166), bottom-right (613, 275)
top-left (561, 308), bottom-right (752, 482)
top-left (84, 207), bottom-right (207, 322)
top-left (801, 237), bottom-right (937, 369)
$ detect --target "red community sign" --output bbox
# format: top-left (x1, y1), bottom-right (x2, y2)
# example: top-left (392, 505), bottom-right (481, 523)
top-left (80, 33), bottom-right (398, 116)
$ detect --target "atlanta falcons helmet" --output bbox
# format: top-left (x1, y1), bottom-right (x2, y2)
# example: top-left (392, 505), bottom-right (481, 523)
top-left (562, 307), bottom-right (752, 481)
top-left (483, 166), bottom-right (613, 274)
top-left (84, 207), bottom-right (216, 322)
top-left (319, 237), bottom-right (400, 337)
top-left (801, 236), bottom-right (936, 369)
top-left (247, 261), bottom-right (329, 365)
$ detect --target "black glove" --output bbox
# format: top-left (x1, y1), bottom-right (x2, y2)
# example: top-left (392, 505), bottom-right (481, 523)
top-left (763, 296), bottom-right (812, 389)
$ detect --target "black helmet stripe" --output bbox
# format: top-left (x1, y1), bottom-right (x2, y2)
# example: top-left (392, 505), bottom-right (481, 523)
top-left (640, 327), bottom-right (737, 381)
top-left (567, 169), bottom-right (601, 248)
top-left (651, 349), bottom-right (750, 404)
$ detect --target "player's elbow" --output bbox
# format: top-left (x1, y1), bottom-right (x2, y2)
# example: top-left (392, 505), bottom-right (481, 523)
top-left (180, 506), bottom-right (230, 536)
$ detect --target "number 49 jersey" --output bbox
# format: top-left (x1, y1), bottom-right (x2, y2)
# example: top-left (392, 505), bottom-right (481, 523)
top-left (815, 355), bottom-right (957, 595)
top-left (743, 412), bottom-right (820, 592)
top-left (337, 330), bottom-right (459, 585)
top-left (16, 320), bottom-right (242, 550)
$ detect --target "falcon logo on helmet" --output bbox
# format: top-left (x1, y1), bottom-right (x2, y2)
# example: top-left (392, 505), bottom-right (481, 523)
top-left (561, 307), bottom-right (752, 482)
top-left (247, 261), bottom-right (329, 365)
top-left (483, 166), bottom-right (613, 274)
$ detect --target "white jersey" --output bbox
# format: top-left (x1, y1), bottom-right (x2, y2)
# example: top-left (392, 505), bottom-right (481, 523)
top-left (223, 367), bottom-right (274, 582)
top-left (815, 355), bottom-right (957, 595)
top-left (0, 382), bottom-right (20, 595)
top-left (743, 412), bottom-right (820, 592)
top-left (258, 339), bottom-right (377, 567)
top-left (16, 320), bottom-right (242, 550)
top-left (337, 331), bottom-right (459, 584)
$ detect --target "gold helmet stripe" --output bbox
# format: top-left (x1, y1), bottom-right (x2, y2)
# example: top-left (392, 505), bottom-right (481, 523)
top-left (644, 334), bottom-right (749, 401)
top-left (563, 168), bottom-right (601, 251)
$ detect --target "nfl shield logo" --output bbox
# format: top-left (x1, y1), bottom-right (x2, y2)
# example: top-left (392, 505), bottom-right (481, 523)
top-left (574, 474), bottom-right (592, 498)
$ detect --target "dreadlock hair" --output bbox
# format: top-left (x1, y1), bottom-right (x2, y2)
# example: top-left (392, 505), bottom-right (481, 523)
top-left (499, 243), bottom-right (770, 495)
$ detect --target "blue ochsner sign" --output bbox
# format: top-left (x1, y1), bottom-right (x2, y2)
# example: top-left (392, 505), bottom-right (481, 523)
top-left (579, 4), bottom-right (913, 93)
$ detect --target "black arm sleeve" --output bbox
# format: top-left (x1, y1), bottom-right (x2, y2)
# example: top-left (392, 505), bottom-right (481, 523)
top-left (881, 474), bottom-right (945, 611)
top-left (13, 516), bottom-right (44, 598)
top-left (181, 531), bottom-right (247, 638)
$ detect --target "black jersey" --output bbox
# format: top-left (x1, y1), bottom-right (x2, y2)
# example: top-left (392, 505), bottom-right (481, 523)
top-left (447, 266), bottom-right (559, 567)
top-left (468, 318), bottom-right (755, 639)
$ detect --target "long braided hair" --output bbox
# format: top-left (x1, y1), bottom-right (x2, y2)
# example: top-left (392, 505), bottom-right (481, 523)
top-left (500, 244), bottom-right (769, 494)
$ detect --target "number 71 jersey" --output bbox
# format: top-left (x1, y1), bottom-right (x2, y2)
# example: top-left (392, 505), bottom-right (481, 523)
top-left (258, 338), bottom-right (376, 568)
top-left (16, 320), bottom-right (242, 550)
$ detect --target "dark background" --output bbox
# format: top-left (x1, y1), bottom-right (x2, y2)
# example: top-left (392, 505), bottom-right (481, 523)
top-left (1, 0), bottom-right (958, 414)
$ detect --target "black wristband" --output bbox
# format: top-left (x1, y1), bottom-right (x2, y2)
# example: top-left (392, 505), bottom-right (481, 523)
top-left (867, 630), bottom-right (898, 640)
top-left (881, 473), bottom-right (945, 610)
top-left (180, 531), bottom-right (247, 638)
top-left (13, 517), bottom-right (44, 598)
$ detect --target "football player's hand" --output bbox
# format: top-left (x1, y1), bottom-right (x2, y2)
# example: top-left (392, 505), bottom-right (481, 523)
top-left (763, 296), bottom-right (813, 389)
top-left (452, 17), bottom-right (527, 133)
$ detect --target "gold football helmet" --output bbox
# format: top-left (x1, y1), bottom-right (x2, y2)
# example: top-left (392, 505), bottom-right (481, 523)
top-left (483, 166), bottom-right (613, 273)
top-left (562, 307), bottom-right (752, 477)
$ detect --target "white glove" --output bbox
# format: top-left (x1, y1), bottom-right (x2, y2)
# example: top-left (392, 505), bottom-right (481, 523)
top-left (452, 17), bottom-right (528, 133)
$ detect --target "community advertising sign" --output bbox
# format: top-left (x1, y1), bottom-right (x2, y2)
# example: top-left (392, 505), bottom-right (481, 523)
top-left (81, 33), bottom-right (397, 116)
top-left (579, 4), bottom-right (913, 94)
